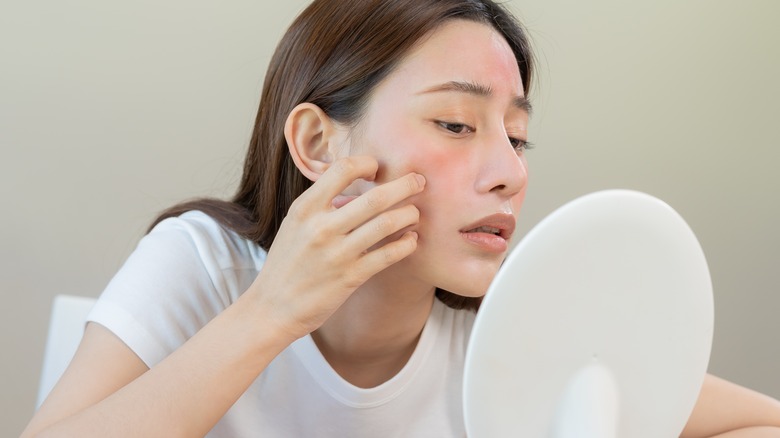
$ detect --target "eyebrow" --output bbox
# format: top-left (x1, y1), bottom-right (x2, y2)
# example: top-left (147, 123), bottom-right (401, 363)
top-left (418, 80), bottom-right (533, 114)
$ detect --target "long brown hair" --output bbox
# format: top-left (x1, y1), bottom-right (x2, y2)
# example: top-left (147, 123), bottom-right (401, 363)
top-left (151, 0), bottom-right (535, 311)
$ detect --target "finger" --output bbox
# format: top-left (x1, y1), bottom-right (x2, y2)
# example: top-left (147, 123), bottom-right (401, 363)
top-left (344, 204), bottom-right (420, 253)
top-left (332, 195), bottom-right (358, 209)
top-left (297, 156), bottom-right (379, 208)
top-left (355, 231), bottom-right (418, 277)
top-left (336, 172), bottom-right (425, 232)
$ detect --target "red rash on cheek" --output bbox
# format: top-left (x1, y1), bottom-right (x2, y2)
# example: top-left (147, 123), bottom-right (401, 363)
top-left (389, 148), bottom-right (472, 238)
top-left (379, 140), bottom-right (465, 193)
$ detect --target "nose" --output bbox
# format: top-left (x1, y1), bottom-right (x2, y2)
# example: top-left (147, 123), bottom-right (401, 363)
top-left (474, 130), bottom-right (528, 197)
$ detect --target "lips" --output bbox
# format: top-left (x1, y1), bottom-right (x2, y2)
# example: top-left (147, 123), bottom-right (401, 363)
top-left (461, 213), bottom-right (516, 241)
top-left (470, 226), bottom-right (501, 235)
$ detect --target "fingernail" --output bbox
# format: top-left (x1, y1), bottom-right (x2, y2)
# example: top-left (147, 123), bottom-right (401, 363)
top-left (414, 174), bottom-right (426, 188)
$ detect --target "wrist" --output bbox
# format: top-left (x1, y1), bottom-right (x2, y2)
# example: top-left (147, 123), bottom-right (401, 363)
top-left (234, 284), bottom-right (305, 353)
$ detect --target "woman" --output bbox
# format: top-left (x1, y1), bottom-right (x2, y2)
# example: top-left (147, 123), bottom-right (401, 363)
top-left (22, 0), bottom-right (780, 436)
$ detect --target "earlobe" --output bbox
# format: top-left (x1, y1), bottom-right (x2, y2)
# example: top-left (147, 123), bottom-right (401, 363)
top-left (285, 103), bottom-right (339, 182)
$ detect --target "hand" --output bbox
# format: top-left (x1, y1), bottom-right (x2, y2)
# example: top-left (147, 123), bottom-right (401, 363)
top-left (248, 155), bottom-right (425, 341)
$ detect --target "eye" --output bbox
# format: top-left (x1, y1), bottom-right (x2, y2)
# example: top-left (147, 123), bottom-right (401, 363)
top-left (509, 137), bottom-right (534, 153)
top-left (436, 121), bottom-right (474, 135)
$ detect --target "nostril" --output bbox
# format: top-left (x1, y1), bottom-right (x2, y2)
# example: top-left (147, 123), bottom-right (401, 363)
top-left (491, 184), bottom-right (507, 192)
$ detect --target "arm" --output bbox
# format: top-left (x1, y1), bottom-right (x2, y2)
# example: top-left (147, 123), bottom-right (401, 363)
top-left (22, 156), bottom-right (425, 437)
top-left (708, 428), bottom-right (780, 438)
top-left (22, 296), bottom-right (293, 438)
top-left (680, 374), bottom-right (780, 438)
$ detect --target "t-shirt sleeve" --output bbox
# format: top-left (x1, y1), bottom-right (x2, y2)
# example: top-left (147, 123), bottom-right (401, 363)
top-left (86, 211), bottom-right (263, 367)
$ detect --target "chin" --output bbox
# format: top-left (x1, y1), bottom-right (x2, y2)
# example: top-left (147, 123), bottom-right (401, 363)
top-left (411, 242), bottom-right (505, 297)
top-left (436, 269), bottom-right (496, 298)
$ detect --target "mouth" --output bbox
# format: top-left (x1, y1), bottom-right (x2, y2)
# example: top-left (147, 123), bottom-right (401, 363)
top-left (461, 214), bottom-right (516, 241)
top-left (465, 225), bottom-right (503, 237)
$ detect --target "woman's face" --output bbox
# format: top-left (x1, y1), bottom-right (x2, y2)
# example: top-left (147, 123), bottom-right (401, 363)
top-left (341, 19), bottom-right (530, 297)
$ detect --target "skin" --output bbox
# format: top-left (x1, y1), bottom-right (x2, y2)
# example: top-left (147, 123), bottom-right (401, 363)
top-left (299, 20), bottom-right (530, 385)
top-left (341, 19), bottom-right (530, 297)
top-left (22, 19), bottom-right (780, 438)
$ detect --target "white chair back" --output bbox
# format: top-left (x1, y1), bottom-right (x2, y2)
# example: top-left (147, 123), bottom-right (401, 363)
top-left (37, 294), bottom-right (97, 408)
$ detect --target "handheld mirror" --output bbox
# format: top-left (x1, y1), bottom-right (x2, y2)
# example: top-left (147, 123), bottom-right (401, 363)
top-left (463, 190), bottom-right (714, 437)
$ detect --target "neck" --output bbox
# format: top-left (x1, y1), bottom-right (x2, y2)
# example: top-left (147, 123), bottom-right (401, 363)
top-left (311, 269), bottom-right (436, 388)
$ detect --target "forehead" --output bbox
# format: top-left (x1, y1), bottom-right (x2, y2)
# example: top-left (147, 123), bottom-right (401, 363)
top-left (384, 19), bottom-right (524, 99)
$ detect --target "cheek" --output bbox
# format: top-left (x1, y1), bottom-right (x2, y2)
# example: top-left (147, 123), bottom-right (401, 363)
top-left (376, 127), bottom-right (467, 187)
top-left (513, 185), bottom-right (527, 218)
top-left (344, 127), bottom-right (448, 202)
top-left (378, 144), bottom-right (469, 221)
top-left (384, 148), bottom-right (456, 182)
top-left (345, 118), bottom-right (470, 204)
top-left (514, 156), bottom-right (529, 213)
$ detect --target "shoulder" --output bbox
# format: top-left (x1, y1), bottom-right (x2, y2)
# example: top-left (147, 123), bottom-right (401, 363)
top-left (88, 211), bottom-right (267, 366)
top-left (148, 210), bottom-right (267, 273)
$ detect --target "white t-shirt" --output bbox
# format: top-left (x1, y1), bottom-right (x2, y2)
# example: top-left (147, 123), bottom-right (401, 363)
top-left (87, 211), bottom-right (476, 437)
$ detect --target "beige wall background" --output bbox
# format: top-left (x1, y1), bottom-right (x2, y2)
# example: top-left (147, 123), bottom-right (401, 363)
top-left (1, 0), bottom-right (777, 435)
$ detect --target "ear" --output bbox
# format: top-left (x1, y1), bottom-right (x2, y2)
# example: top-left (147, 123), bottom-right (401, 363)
top-left (285, 103), bottom-right (342, 182)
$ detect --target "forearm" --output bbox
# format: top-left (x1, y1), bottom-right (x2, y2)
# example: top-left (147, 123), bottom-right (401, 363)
top-left (31, 293), bottom-right (294, 438)
top-left (708, 427), bottom-right (780, 437)
top-left (682, 374), bottom-right (780, 438)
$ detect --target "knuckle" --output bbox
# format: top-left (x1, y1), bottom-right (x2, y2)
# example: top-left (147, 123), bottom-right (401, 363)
top-left (373, 215), bottom-right (394, 234)
top-left (321, 246), bottom-right (340, 265)
top-left (287, 198), bottom-right (308, 221)
top-left (396, 205), bottom-right (419, 228)
top-left (309, 228), bottom-right (327, 246)
top-left (382, 244), bottom-right (400, 264)
top-left (383, 236), bottom-right (416, 265)
top-left (343, 276), bottom-right (365, 292)
top-left (364, 191), bottom-right (386, 210)
top-left (311, 221), bottom-right (337, 244)
top-left (333, 157), bottom-right (356, 176)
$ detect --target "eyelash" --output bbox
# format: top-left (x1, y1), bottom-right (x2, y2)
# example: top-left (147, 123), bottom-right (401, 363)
top-left (510, 138), bottom-right (534, 152)
top-left (435, 121), bottom-right (534, 153)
